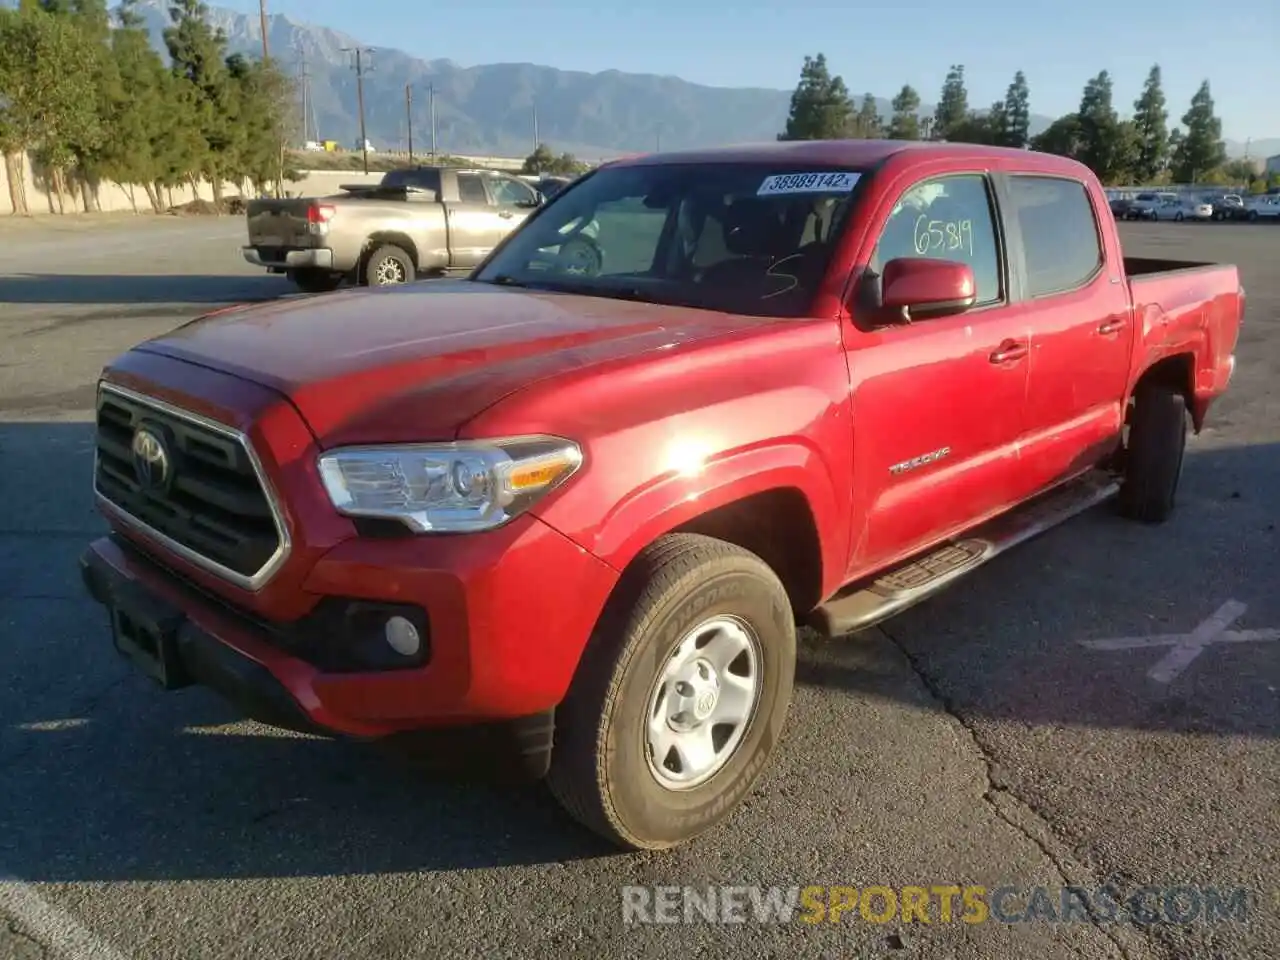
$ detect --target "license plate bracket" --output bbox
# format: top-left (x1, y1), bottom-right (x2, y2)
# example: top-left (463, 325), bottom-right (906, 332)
top-left (109, 584), bottom-right (193, 690)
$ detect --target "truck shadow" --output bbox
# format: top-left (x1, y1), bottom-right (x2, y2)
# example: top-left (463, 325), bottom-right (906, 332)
top-left (0, 273), bottom-right (294, 305)
top-left (1, 421), bottom-right (1277, 882)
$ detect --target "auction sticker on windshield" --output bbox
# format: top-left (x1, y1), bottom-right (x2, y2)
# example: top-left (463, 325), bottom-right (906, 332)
top-left (757, 172), bottom-right (860, 196)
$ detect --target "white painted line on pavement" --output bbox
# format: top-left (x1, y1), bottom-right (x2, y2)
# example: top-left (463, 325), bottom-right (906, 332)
top-left (0, 872), bottom-right (132, 960)
top-left (1078, 599), bottom-right (1280, 684)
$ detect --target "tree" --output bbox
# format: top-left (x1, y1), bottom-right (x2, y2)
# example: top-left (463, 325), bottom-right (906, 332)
top-left (522, 143), bottom-right (583, 176)
top-left (1031, 114), bottom-right (1083, 158)
top-left (0, 3), bottom-right (101, 214)
top-left (37, 0), bottom-right (116, 211)
top-left (164, 0), bottom-right (236, 207)
top-left (1075, 71), bottom-right (1129, 183)
top-left (1130, 65), bottom-right (1169, 183)
top-left (225, 53), bottom-right (296, 194)
top-left (1170, 81), bottom-right (1226, 184)
top-left (888, 85), bottom-right (921, 140)
top-left (777, 53), bottom-right (853, 141)
top-left (933, 65), bottom-right (968, 140)
top-left (1001, 71), bottom-right (1031, 149)
top-left (849, 93), bottom-right (883, 138)
top-left (948, 107), bottom-right (1003, 146)
top-left (99, 0), bottom-right (175, 211)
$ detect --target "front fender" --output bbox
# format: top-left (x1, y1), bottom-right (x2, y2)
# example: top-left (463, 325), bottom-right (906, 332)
top-left (560, 439), bottom-right (846, 598)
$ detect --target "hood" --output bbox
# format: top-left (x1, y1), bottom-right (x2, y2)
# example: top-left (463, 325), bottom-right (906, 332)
top-left (140, 280), bottom-right (755, 444)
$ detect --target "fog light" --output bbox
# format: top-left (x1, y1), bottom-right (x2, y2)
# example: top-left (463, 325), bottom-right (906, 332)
top-left (384, 616), bottom-right (421, 657)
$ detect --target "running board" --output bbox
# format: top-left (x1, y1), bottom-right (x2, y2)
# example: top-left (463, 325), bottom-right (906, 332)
top-left (807, 470), bottom-right (1120, 639)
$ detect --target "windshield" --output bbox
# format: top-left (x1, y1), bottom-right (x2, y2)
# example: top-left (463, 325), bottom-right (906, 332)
top-left (472, 162), bottom-right (866, 317)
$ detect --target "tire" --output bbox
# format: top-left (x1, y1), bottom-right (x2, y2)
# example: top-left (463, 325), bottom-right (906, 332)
top-left (1119, 381), bottom-right (1188, 523)
top-left (363, 243), bottom-right (415, 286)
top-left (547, 533), bottom-right (796, 850)
top-left (288, 268), bottom-right (343, 294)
top-left (1247, 210), bottom-right (1258, 222)
top-left (1174, 212), bottom-right (1184, 222)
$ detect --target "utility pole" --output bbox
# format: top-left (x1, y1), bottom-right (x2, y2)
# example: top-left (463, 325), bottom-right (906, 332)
top-left (257, 1), bottom-right (284, 197)
top-left (259, 0), bottom-right (269, 61)
top-left (406, 84), bottom-right (414, 162)
top-left (532, 100), bottom-right (539, 153)
top-left (342, 46), bottom-right (374, 174)
top-left (429, 84), bottom-right (437, 157)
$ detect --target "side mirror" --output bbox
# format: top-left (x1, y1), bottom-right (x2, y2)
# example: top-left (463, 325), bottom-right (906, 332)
top-left (880, 257), bottom-right (976, 320)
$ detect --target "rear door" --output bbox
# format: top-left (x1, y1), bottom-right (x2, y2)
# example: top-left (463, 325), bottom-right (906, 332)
top-left (443, 172), bottom-right (504, 268)
top-left (1000, 174), bottom-right (1133, 496)
top-left (845, 170), bottom-right (1033, 575)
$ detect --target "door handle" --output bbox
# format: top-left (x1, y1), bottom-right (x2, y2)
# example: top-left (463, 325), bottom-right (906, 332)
top-left (989, 340), bottom-right (1028, 363)
top-left (498, 210), bottom-right (514, 219)
top-left (1098, 318), bottom-right (1127, 335)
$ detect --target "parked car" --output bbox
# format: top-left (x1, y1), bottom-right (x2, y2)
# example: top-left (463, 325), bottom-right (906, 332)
top-left (1108, 193), bottom-right (1136, 219)
top-left (1210, 194), bottom-right (1247, 221)
top-left (1128, 191), bottom-right (1180, 220)
top-left (81, 140), bottom-right (1244, 851)
top-left (1243, 194), bottom-right (1280, 221)
top-left (242, 166), bottom-right (542, 293)
top-left (1174, 196), bottom-right (1215, 222)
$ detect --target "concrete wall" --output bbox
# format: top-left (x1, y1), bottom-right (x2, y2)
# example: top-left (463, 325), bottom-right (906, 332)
top-left (0, 152), bottom-right (542, 215)
top-left (0, 152), bottom-right (257, 217)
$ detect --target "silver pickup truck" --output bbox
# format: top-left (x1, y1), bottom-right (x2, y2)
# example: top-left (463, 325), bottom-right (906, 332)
top-left (242, 166), bottom-right (543, 293)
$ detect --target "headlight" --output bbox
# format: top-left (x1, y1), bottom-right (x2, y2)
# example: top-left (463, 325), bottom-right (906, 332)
top-left (317, 436), bottom-right (584, 533)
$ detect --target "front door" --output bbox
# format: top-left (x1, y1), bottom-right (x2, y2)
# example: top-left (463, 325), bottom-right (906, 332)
top-left (1001, 174), bottom-right (1133, 497)
top-left (846, 171), bottom-right (1032, 578)
top-left (485, 175), bottom-right (539, 238)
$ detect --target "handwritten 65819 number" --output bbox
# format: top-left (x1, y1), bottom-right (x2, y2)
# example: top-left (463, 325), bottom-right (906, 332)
top-left (913, 215), bottom-right (975, 258)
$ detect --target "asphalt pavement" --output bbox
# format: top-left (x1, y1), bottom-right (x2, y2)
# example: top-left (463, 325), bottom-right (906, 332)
top-left (0, 214), bottom-right (1276, 960)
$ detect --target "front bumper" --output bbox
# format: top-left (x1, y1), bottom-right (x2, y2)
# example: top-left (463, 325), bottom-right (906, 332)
top-left (80, 514), bottom-right (618, 740)
top-left (241, 246), bottom-right (335, 270)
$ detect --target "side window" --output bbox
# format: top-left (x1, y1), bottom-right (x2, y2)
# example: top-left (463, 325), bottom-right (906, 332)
top-left (871, 174), bottom-right (1002, 306)
top-left (1007, 176), bottom-right (1103, 297)
top-left (490, 177), bottom-right (538, 206)
top-left (457, 174), bottom-right (488, 205)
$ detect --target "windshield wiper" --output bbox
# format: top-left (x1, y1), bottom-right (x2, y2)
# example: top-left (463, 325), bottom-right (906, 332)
top-left (487, 274), bottom-right (530, 288)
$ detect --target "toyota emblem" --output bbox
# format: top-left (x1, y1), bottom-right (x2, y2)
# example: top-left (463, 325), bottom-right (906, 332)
top-left (131, 426), bottom-right (170, 490)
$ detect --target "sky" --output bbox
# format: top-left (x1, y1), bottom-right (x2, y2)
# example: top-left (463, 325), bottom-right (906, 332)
top-left (228, 0), bottom-right (1278, 144)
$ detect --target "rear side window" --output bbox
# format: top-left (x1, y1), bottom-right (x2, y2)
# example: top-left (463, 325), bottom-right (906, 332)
top-left (457, 174), bottom-right (488, 204)
top-left (1007, 177), bottom-right (1103, 297)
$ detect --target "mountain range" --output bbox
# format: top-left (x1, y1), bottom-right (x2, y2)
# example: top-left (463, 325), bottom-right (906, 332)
top-left (5, 0), bottom-right (1275, 160)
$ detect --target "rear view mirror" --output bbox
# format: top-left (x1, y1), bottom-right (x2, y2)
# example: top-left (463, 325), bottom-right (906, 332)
top-left (880, 258), bottom-right (976, 320)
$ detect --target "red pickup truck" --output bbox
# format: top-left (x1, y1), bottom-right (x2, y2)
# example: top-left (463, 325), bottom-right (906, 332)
top-left (80, 140), bottom-right (1243, 851)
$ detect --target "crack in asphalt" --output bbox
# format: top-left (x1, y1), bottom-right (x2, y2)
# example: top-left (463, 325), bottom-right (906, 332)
top-left (874, 623), bottom-right (1149, 960)
top-left (2, 917), bottom-right (49, 960)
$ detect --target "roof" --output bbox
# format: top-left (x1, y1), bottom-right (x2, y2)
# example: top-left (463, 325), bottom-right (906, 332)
top-left (609, 139), bottom-right (1088, 178)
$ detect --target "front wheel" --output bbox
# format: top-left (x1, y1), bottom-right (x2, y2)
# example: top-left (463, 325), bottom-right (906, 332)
top-left (547, 533), bottom-right (796, 850)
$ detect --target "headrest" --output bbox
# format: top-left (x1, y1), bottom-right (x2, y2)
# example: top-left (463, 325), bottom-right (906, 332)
top-left (722, 198), bottom-right (783, 256)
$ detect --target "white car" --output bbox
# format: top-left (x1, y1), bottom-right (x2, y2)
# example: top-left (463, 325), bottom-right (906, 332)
top-left (1174, 196), bottom-right (1215, 222)
top-left (1243, 195), bottom-right (1280, 221)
